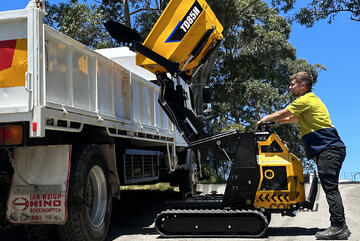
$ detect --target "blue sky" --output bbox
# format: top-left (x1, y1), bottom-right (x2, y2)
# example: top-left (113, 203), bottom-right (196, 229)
top-left (1, 1), bottom-right (359, 177)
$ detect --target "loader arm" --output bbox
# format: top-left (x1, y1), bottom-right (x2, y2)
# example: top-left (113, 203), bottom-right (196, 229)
top-left (105, 0), bottom-right (223, 144)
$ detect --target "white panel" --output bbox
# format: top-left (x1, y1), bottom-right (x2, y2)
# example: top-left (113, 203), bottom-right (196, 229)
top-left (155, 91), bottom-right (162, 128)
top-left (163, 110), bottom-right (169, 130)
top-left (168, 118), bottom-right (174, 132)
top-left (45, 37), bottom-right (69, 105)
top-left (160, 108), bottom-right (165, 129)
top-left (142, 83), bottom-right (150, 125)
top-left (72, 49), bottom-right (90, 109)
top-left (97, 61), bottom-right (113, 115)
top-left (0, 20), bottom-right (27, 40)
top-left (114, 68), bottom-right (131, 120)
top-left (132, 79), bottom-right (141, 123)
top-left (0, 87), bottom-right (30, 113)
top-left (154, 90), bottom-right (168, 129)
top-left (88, 56), bottom-right (97, 111)
top-left (147, 87), bottom-right (155, 126)
top-left (95, 48), bottom-right (156, 81)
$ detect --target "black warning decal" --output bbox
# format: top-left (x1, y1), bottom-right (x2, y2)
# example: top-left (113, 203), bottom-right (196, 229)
top-left (166, 1), bottom-right (203, 43)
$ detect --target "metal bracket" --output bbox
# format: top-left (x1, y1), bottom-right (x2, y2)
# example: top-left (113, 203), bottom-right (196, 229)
top-left (25, 72), bottom-right (32, 92)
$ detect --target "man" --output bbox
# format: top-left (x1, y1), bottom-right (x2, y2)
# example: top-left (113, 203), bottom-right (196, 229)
top-left (257, 71), bottom-right (350, 240)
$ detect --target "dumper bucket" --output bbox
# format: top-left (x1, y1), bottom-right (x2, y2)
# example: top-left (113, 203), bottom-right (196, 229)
top-left (136, 0), bottom-right (223, 76)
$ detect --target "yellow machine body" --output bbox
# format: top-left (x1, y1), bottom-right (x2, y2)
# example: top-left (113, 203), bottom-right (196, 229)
top-left (136, 0), bottom-right (223, 75)
top-left (255, 133), bottom-right (306, 210)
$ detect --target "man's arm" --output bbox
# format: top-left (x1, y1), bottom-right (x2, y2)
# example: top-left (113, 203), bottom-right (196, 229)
top-left (257, 109), bottom-right (297, 125)
top-left (277, 114), bottom-right (298, 124)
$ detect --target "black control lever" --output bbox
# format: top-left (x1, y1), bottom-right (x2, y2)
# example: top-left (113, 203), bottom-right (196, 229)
top-left (257, 121), bottom-right (275, 132)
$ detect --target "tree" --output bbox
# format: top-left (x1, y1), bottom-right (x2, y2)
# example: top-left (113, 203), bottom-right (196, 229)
top-left (271, 0), bottom-right (360, 27)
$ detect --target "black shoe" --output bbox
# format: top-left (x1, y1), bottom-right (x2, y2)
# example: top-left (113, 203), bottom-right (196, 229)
top-left (315, 225), bottom-right (351, 240)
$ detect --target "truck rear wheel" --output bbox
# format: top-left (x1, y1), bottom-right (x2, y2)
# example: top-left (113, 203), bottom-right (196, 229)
top-left (58, 145), bottom-right (112, 241)
top-left (0, 183), bottom-right (8, 226)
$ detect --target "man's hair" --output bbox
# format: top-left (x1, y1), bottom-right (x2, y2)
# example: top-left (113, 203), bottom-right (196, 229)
top-left (290, 71), bottom-right (313, 90)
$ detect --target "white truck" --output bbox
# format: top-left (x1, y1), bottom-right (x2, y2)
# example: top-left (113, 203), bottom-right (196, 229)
top-left (0, 2), bottom-right (196, 240)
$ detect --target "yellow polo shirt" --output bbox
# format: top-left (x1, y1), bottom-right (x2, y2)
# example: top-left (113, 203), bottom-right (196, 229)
top-left (286, 92), bottom-right (333, 136)
top-left (286, 92), bottom-right (345, 159)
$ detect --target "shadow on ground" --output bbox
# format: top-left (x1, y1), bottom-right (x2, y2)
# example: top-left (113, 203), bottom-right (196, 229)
top-left (107, 227), bottom-right (323, 240)
top-left (107, 189), bottom-right (181, 240)
top-left (267, 227), bottom-right (322, 237)
top-left (110, 189), bottom-right (181, 226)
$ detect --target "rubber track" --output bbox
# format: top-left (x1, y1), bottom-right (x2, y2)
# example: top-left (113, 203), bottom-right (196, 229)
top-left (155, 209), bottom-right (269, 238)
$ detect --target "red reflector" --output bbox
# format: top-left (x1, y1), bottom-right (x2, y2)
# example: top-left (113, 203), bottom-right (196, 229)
top-left (0, 127), bottom-right (4, 145)
top-left (32, 122), bottom-right (37, 132)
top-left (4, 128), bottom-right (13, 140)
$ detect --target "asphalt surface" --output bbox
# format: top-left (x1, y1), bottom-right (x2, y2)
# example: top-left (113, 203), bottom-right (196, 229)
top-left (1, 183), bottom-right (359, 240)
top-left (108, 183), bottom-right (360, 241)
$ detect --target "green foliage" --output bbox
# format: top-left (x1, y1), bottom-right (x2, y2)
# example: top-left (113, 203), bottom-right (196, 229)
top-left (271, 0), bottom-right (360, 27)
top-left (44, 0), bottom-right (117, 49)
top-left (44, 0), bottom-right (168, 48)
top-left (199, 165), bottom-right (227, 184)
top-left (133, 0), bottom-right (170, 38)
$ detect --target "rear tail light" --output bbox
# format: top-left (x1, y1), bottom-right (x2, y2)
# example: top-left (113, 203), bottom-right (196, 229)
top-left (0, 124), bottom-right (23, 145)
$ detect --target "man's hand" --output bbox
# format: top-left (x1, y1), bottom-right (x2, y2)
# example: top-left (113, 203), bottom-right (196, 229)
top-left (257, 118), bottom-right (267, 125)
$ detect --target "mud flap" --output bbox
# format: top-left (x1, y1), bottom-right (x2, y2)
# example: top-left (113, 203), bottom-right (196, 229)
top-left (6, 145), bottom-right (71, 224)
top-left (305, 171), bottom-right (318, 210)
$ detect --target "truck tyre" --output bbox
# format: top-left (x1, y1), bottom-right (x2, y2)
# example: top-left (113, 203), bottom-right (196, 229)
top-left (58, 145), bottom-right (112, 241)
top-left (0, 184), bottom-right (7, 225)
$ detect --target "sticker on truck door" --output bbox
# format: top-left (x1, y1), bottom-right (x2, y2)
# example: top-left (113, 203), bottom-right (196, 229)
top-left (0, 39), bottom-right (27, 88)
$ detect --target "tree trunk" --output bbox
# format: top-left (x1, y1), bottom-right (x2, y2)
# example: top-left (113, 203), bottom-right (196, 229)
top-left (123, 0), bottom-right (131, 28)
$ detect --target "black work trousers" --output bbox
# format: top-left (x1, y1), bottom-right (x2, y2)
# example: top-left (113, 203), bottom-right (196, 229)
top-left (315, 148), bottom-right (346, 227)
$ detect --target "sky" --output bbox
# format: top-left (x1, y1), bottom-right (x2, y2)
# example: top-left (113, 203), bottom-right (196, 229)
top-left (1, 1), bottom-right (359, 178)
